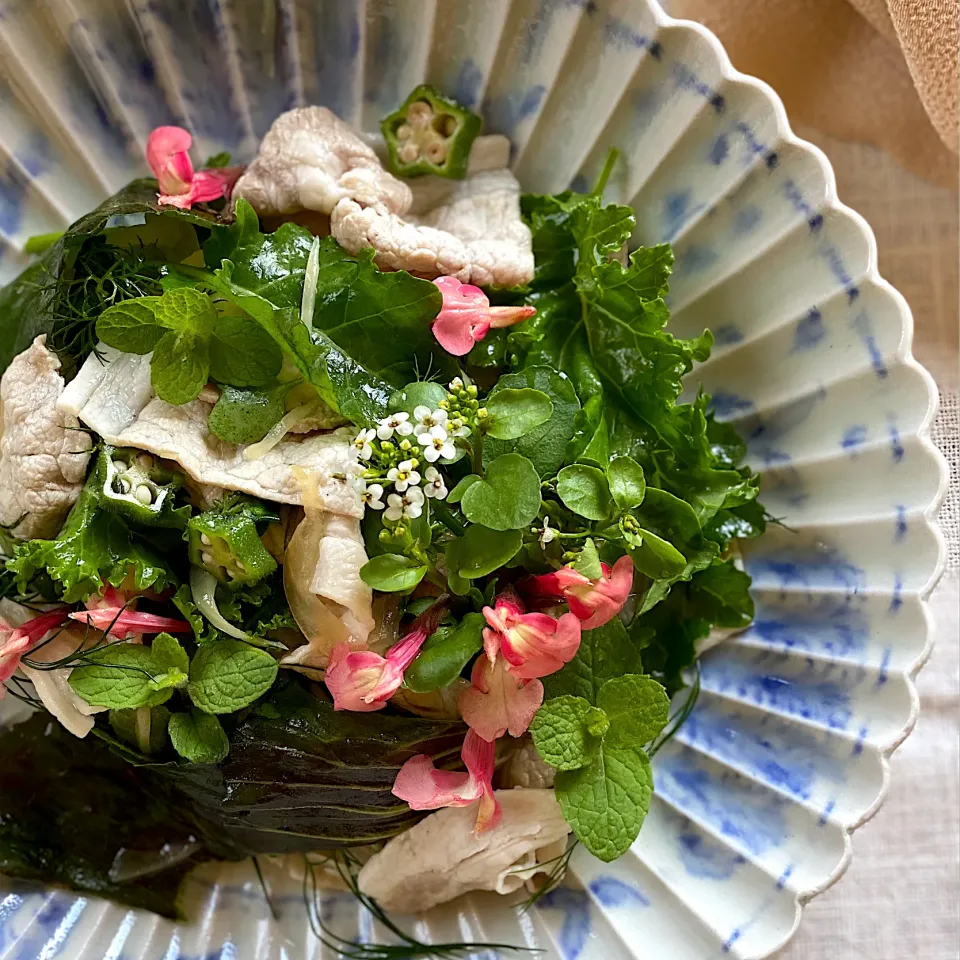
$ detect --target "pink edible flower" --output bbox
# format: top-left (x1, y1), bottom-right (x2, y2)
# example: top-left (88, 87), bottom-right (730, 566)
top-left (146, 126), bottom-right (238, 210)
top-left (392, 728), bottom-right (501, 833)
top-left (458, 654), bottom-right (543, 741)
top-left (522, 555), bottom-right (634, 630)
top-left (68, 608), bottom-right (191, 638)
top-left (431, 276), bottom-right (535, 356)
top-left (325, 599), bottom-right (448, 712)
top-left (0, 609), bottom-right (71, 692)
top-left (481, 593), bottom-right (581, 680)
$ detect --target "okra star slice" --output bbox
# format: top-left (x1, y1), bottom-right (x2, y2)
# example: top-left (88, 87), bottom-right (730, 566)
top-left (381, 85), bottom-right (482, 179)
top-left (186, 509), bottom-right (277, 587)
top-left (99, 445), bottom-right (189, 529)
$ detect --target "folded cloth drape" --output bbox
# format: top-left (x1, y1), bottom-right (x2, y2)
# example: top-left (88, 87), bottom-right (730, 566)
top-left (667, 0), bottom-right (959, 190)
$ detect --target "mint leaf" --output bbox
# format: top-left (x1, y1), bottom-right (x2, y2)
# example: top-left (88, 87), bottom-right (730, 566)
top-left (404, 612), bottom-right (485, 693)
top-left (530, 695), bottom-right (606, 771)
top-left (597, 675), bottom-right (670, 747)
top-left (360, 554), bottom-right (427, 592)
top-left (69, 643), bottom-right (176, 710)
top-left (572, 538), bottom-right (603, 581)
top-left (543, 617), bottom-right (642, 704)
top-left (152, 287), bottom-right (218, 333)
top-left (168, 709), bottom-right (230, 763)
top-left (483, 388), bottom-right (553, 441)
top-left (482, 366), bottom-right (580, 477)
top-left (607, 456), bottom-right (646, 511)
top-left (555, 742), bottom-right (653, 861)
top-left (151, 331), bottom-right (209, 404)
top-left (96, 298), bottom-right (166, 353)
top-left (557, 463), bottom-right (612, 521)
top-left (460, 454), bottom-right (541, 531)
top-left (151, 633), bottom-right (190, 675)
top-left (187, 639), bottom-right (278, 714)
top-left (207, 382), bottom-right (290, 444)
top-left (209, 315), bottom-right (283, 386)
top-left (444, 525), bottom-right (522, 579)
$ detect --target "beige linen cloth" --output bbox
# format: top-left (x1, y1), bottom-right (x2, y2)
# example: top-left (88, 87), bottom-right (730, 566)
top-left (667, 0), bottom-right (959, 190)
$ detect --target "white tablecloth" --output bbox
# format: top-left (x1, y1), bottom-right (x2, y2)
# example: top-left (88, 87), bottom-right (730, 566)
top-left (777, 132), bottom-right (960, 960)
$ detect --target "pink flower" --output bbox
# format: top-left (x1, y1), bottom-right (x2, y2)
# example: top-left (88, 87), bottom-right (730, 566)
top-left (458, 654), bottom-right (543, 741)
top-left (522, 555), bottom-right (634, 629)
top-left (0, 609), bottom-right (71, 691)
top-left (392, 728), bottom-right (501, 832)
top-left (68, 608), bottom-right (191, 638)
top-left (146, 126), bottom-right (239, 210)
top-left (431, 276), bottom-right (535, 356)
top-left (325, 598), bottom-right (448, 711)
top-left (481, 594), bottom-right (581, 680)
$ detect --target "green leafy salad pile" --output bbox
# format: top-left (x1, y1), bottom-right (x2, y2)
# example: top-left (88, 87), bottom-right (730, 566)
top-left (0, 98), bottom-right (765, 928)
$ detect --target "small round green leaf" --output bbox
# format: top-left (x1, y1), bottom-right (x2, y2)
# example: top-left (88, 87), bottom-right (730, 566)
top-left (208, 383), bottom-right (288, 445)
top-left (388, 381), bottom-right (448, 415)
top-left (460, 454), bottom-right (542, 531)
top-left (444, 525), bottom-right (523, 579)
top-left (187, 639), bottom-right (278, 715)
top-left (483, 388), bottom-right (554, 440)
top-left (404, 613), bottom-right (485, 693)
top-left (168, 709), bottom-right (230, 763)
top-left (447, 474), bottom-right (480, 504)
top-left (629, 529), bottom-right (686, 579)
top-left (360, 553), bottom-right (428, 592)
top-left (557, 464), bottom-right (612, 521)
top-left (607, 456), bottom-right (646, 511)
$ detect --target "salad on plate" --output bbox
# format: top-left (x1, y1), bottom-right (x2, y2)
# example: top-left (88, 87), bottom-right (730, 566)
top-left (0, 86), bottom-right (766, 937)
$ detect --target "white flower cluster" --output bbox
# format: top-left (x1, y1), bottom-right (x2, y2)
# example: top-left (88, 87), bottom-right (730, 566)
top-left (354, 406), bottom-right (454, 521)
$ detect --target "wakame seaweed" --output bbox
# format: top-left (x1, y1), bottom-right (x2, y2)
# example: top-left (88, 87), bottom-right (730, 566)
top-left (0, 679), bottom-right (467, 916)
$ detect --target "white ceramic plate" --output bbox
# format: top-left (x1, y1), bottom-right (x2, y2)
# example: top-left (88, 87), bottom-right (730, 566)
top-left (0, 1), bottom-right (948, 958)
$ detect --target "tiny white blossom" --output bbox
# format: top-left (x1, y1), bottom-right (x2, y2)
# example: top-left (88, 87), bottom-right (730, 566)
top-left (413, 405), bottom-right (448, 432)
top-left (377, 411), bottom-right (413, 440)
top-left (447, 417), bottom-right (471, 438)
top-left (362, 482), bottom-right (385, 510)
top-left (424, 466), bottom-right (448, 500)
top-left (387, 459), bottom-right (421, 491)
top-left (418, 425), bottom-right (456, 462)
top-left (384, 486), bottom-right (425, 521)
top-left (353, 427), bottom-right (376, 460)
top-left (539, 516), bottom-right (557, 548)
top-left (448, 377), bottom-right (464, 392)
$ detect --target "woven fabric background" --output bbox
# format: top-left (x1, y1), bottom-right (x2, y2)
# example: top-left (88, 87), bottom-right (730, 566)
top-left (775, 130), bottom-right (959, 960)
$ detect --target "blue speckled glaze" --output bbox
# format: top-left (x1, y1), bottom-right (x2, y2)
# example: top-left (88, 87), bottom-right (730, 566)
top-left (654, 747), bottom-right (790, 856)
top-left (699, 654), bottom-right (856, 731)
top-left (536, 886), bottom-right (592, 960)
top-left (677, 697), bottom-right (846, 800)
